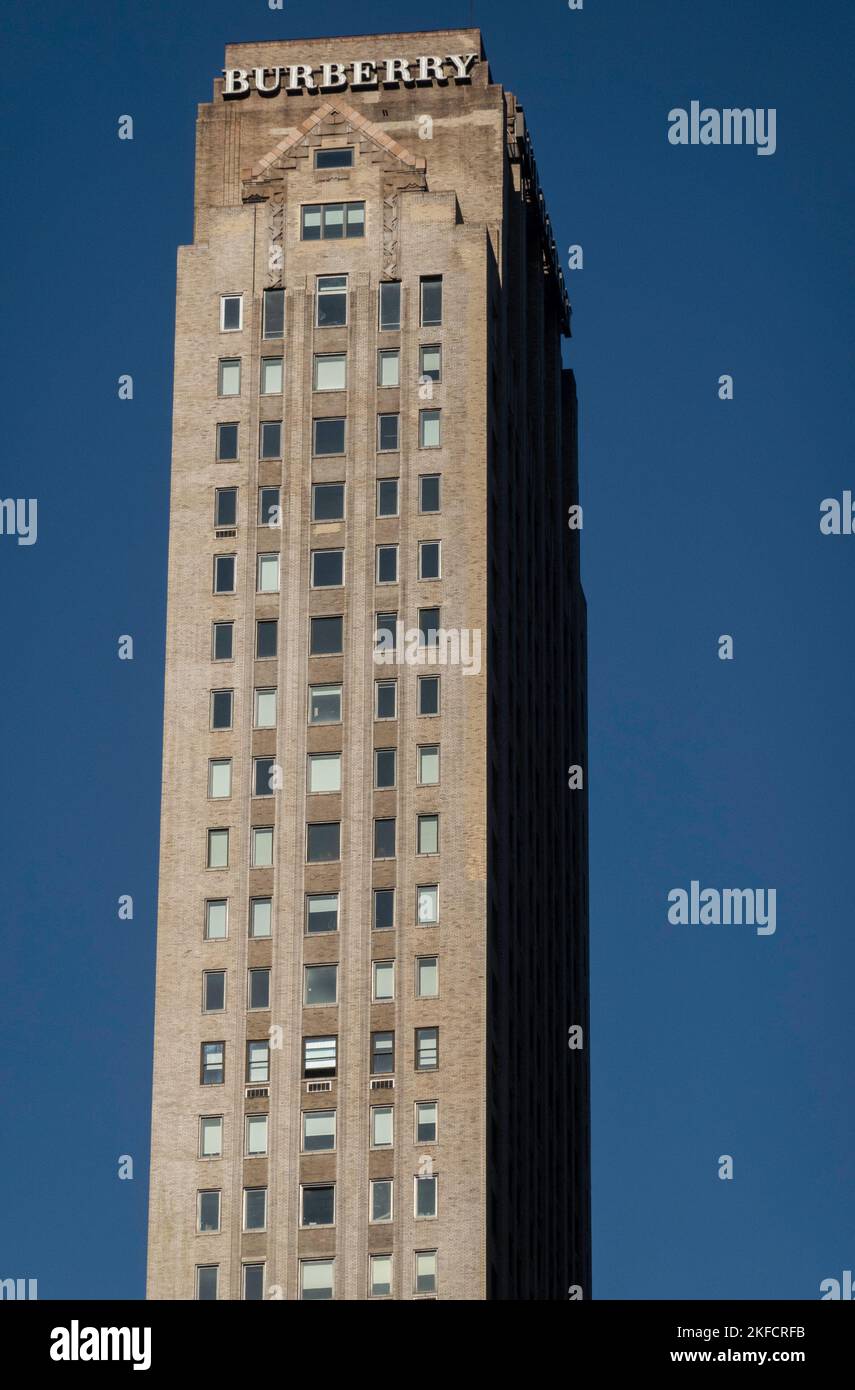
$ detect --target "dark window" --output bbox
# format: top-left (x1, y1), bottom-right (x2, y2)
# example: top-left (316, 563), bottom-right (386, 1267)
top-left (307, 822), bottom-right (341, 863)
top-left (262, 289), bottom-right (284, 339)
top-left (316, 276), bottom-right (347, 327)
top-left (374, 818), bottom-right (396, 859)
top-left (248, 968), bottom-right (270, 1010)
top-left (378, 414), bottom-right (400, 451)
top-left (306, 894), bottom-right (339, 934)
top-left (211, 690), bottom-right (233, 729)
top-left (256, 620), bottom-right (278, 660)
top-left (302, 1185), bottom-right (335, 1226)
top-left (197, 1266), bottom-right (218, 1300)
top-left (259, 420), bottom-right (282, 459)
top-left (315, 148), bottom-right (353, 169)
top-left (312, 550), bottom-right (344, 587)
top-left (212, 622), bottom-right (233, 661)
top-left (198, 1191), bottom-right (220, 1232)
top-left (310, 615), bottom-right (343, 656)
top-left (377, 478), bottom-right (399, 517)
top-left (375, 612), bottom-right (397, 648)
top-left (243, 1264), bottom-right (264, 1301)
top-left (313, 418), bottom-right (346, 455)
top-left (253, 757), bottom-right (274, 796)
top-left (304, 964), bottom-right (338, 1005)
top-left (419, 475), bottom-right (441, 513)
top-left (418, 608), bottom-right (440, 648)
top-left (312, 482), bottom-right (345, 521)
top-left (244, 1188), bottom-right (267, 1231)
top-left (221, 295), bottom-right (242, 331)
top-left (418, 676), bottom-right (439, 716)
top-left (216, 423), bottom-right (238, 461)
top-left (420, 276), bottom-right (443, 326)
top-left (213, 555), bottom-right (235, 594)
top-left (203, 972), bottom-right (225, 1012)
top-left (375, 748), bottom-right (396, 789)
top-left (259, 486), bottom-right (280, 526)
top-left (201, 1042), bottom-right (224, 1085)
top-left (379, 282), bottom-right (401, 331)
top-left (375, 681), bottom-right (397, 719)
top-left (371, 1031), bottom-right (395, 1075)
top-left (215, 488), bottom-right (237, 527)
top-left (373, 888), bottom-right (395, 930)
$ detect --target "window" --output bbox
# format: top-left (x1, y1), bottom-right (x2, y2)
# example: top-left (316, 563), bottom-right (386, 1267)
top-left (375, 680), bottom-right (397, 720)
top-left (262, 288), bottom-right (284, 339)
top-left (376, 478), bottom-right (399, 516)
top-left (251, 827), bottom-right (273, 868)
top-left (304, 964), bottom-right (338, 1007)
top-left (417, 814), bottom-right (439, 855)
top-left (313, 417), bottom-right (346, 456)
top-left (420, 409), bottom-right (441, 448)
top-left (418, 675), bottom-right (440, 716)
top-left (417, 957), bottom-right (438, 998)
top-left (309, 752), bottom-right (341, 794)
top-left (250, 898), bottom-right (272, 939)
top-left (258, 486), bottom-right (280, 527)
top-left (243, 1187), bottom-right (267, 1232)
top-left (314, 353), bottom-right (346, 391)
top-left (420, 275), bottom-right (442, 326)
top-left (374, 747), bottom-right (396, 790)
top-left (378, 348), bottom-right (400, 387)
top-left (371, 1031), bottom-right (394, 1075)
top-left (198, 1190), bottom-right (221, 1233)
top-left (370, 1254), bottom-right (392, 1297)
top-left (415, 1251), bottom-right (437, 1295)
top-left (419, 541), bottom-right (441, 580)
top-left (378, 414), bottom-right (400, 451)
top-left (196, 1265), bottom-right (219, 1301)
top-left (374, 888), bottom-right (395, 931)
top-left (306, 893), bottom-right (339, 934)
top-left (213, 554), bottom-right (235, 595)
top-left (220, 294), bottom-right (242, 332)
top-left (205, 899), bottom-right (228, 941)
top-left (246, 1114), bottom-right (268, 1157)
top-left (310, 615), bottom-right (343, 656)
top-left (257, 553), bottom-right (279, 593)
top-left (301, 1260), bottom-right (334, 1301)
top-left (372, 960), bottom-right (395, 1002)
top-left (418, 607), bottom-right (440, 648)
top-left (416, 1101), bottom-right (437, 1144)
top-left (254, 687), bottom-right (276, 728)
top-left (371, 1179), bottom-right (393, 1223)
top-left (203, 970), bottom-right (225, 1012)
top-left (243, 1265), bottom-right (265, 1301)
top-left (256, 619), bottom-right (278, 659)
top-left (302, 1110), bottom-right (336, 1152)
top-left (214, 487), bottom-right (237, 528)
top-left (201, 1041), bottom-right (224, 1085)
top-left (211, 689), bottom-right (233, 730)
top-left (376, 545), bottom-right (398, 584)
top-left (253, 756), bottom-right (274, 796)
top-left (303, 1184), bottom-right (336, 1228)
top-left (417, 885), bottom-right (439, 925)
top-left (315, 147), bottom-right (353, 169)
top-left (199, 1115), bottom-right (222, 1158)
top-left (303, 1036), bottom-right (337, 1078)
top-left (375, 612), bottom-right (397, 649)
top-left (416, 1027), bottom-right (438, 1070)
top-left (374, 818), bottom-right (395, 859)
top-left (260, 357), bottom-right (283, 395)
top-left (212, 622), bottom-right (233, 661)
top-left (248, 968), bottom-right (270, 1010)
top-left (259, 419), bottom-right (282, 459)
top-left (208, 759), bottom-right (231, 799)
top-left (419, 474), bottom-right (441, 513)
top-left (418, 746), bottom-right (439, 786)
top-left (207, 829), bottom-right (228, 869)
top-left (218, 359), bottom-right (240, 396)
top-left (309, 683), bottom-right (342, 724)
top-left (371, 1106), bottom-right (393, 1148)
top-left (316, 275), bottom-right (347, 327)
top-left (307, 822), bottom-right (340, 863)
top-left (415, 1175), bottom-right (437, 1219)
top-left (216, 422), bottom-right (238, 461)
top-left (419, 344), bottom-right (442, 382)
top-left (312, 482), bottom-right (345, 521)
top-left (302, 201), bottom-right (364, 239)
top-left (379, 281), bottom-right (401, 331)
top-left (312, 549), bottom-right (344, 588)
top-left (246, 1040), bottom-right (269, 1083)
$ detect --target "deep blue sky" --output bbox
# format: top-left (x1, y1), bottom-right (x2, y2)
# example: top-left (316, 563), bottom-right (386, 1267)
top-left (1, 0), bottom-right (852, 1300)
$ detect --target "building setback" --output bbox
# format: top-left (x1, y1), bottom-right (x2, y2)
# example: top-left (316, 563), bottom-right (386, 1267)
top-left (147, 27), bottom-right (590, 1301)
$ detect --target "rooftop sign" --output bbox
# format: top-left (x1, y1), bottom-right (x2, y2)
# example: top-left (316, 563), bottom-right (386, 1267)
top-left (223, 54), bottom-right (479, 98)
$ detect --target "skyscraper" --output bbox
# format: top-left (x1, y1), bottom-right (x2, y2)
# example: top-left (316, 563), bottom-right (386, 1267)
top-left (147, 27), bottom-right (589, 1302)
